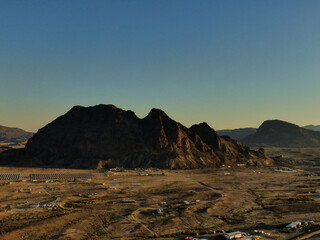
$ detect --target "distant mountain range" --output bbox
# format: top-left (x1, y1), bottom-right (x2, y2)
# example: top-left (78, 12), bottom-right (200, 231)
top-left (303, 125), bottom-right (320, 132)
top-left (0, 105), bottom-right (271, 169)
top-left (217, 120), bottom-right (320, 147)
top-left (217, 128), bottom-right (257, 141)
top-left (0, 125), bottom-right (34, 148)
top-left (242, 120), bottom-right (320, 147)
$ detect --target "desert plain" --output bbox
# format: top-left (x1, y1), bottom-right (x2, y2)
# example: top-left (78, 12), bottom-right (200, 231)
top-left (0, 148), bottom-right (320, 240)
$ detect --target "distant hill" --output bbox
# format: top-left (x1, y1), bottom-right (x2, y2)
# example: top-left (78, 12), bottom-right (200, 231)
top-left (0, 104), bottom-right (271, 169)
top-left (243, 120), bottom-right (320, 147)
top-left (217, 128), bottom-right (257, 140)
top-left (303, 125), bottom-right (320, 132)
top-left (0, 125), bottom-right (34, 148)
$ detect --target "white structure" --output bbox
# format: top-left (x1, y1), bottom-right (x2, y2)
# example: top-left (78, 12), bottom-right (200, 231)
top-left (224, 231), bottom-right (246, 239)
top-left (286, 222), bottom-right (302, 229)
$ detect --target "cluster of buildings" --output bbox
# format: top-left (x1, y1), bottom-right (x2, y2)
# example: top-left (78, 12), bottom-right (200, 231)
top-left (12, 200), bottom-right (58, 211)
top-left (224, 231), bottom-right (251, 239)
top-left (283, 221), bottom-right (314, 231)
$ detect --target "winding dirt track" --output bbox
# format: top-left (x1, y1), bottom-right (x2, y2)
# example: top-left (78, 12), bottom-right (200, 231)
top-left (130, 207), bottom-right (158, 237)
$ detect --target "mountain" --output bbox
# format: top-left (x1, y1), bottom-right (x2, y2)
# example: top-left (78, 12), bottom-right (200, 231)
top-left (217, 128), bottom-right (257, 140)
top-left (0, 125), bottom-right (34, 148)
top-left (243, 120), bottom-right (320, 147)
top-left (0, 104), bottom-right (271, 169)
top-left (303, 125), bottom-right (320, 132)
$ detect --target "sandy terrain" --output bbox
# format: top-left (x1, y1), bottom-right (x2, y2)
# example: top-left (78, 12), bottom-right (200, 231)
top-left (0, 148), bottom-right (320, 239)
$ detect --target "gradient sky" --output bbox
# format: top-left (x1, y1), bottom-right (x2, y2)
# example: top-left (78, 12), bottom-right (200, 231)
top-left (1, 0), bottom-right (320, 132)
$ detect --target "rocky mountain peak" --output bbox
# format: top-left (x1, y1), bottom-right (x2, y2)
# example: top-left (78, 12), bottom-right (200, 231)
top-left (1, 105), bottom-right (272, 169)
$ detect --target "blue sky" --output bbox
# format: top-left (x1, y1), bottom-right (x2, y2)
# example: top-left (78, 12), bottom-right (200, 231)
top-left (1, 0), bottom-right (320, 132)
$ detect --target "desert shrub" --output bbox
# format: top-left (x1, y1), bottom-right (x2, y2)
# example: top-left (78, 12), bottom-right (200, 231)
top-left (289, 196), bottom-right (314, 202)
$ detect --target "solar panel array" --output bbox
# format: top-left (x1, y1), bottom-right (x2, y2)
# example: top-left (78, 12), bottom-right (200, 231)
top-left (0, 174), bottom-right (22, 180)
top-left (0, 173), bottom-right (93, 181)
top-left (29, 173), bottom-right (93, 180)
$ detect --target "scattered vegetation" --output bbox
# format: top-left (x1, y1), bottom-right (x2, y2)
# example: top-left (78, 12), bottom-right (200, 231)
top-left (289, 196), bottom-right (314, 202)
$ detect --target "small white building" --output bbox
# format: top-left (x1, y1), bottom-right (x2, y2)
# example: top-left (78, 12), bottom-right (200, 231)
top-left (286, 222), bottom-right (302, 229)
top-left (224, 231), bottom-right (246, 239)
top-left (155, 209), bottom-right (162, 214)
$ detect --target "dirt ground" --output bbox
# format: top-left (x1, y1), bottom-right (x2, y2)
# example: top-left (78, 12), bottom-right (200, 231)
top-left (0, 148), bottom-right (320, 239)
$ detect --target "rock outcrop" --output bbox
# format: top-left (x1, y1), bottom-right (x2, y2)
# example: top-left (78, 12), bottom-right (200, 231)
top-left (0, 105), bottom-right (272, 169)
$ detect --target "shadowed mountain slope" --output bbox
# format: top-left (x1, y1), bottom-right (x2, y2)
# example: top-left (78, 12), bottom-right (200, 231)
top-left (0, 105), bottom-right (271, 169)
top-left (243, 120), bottom-right (320, 147)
